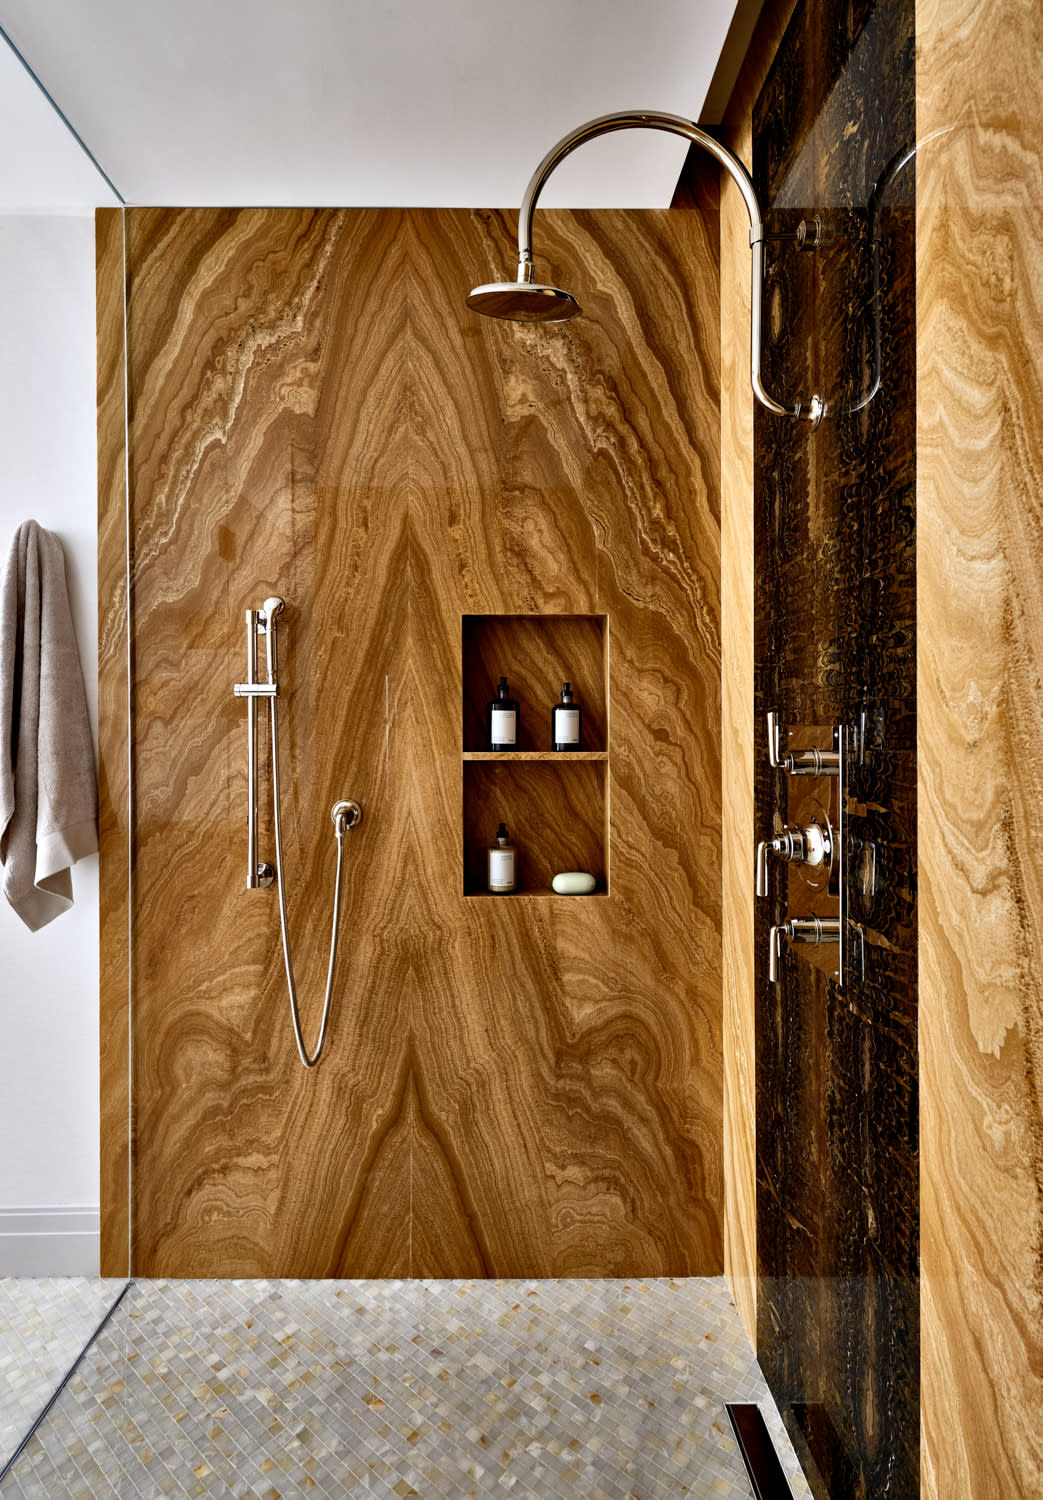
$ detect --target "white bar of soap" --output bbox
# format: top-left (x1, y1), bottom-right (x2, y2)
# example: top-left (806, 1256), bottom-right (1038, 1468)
top-left (551, 871), bottom-right (597, 895)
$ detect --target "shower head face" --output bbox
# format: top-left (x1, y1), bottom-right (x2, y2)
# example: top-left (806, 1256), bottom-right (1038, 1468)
top-left (466, 280), bottom-right (581, 323)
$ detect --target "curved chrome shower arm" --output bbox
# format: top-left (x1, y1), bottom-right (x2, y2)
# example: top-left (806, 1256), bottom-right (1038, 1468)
top-left (515, 109), bottom-right (821, 423)
top-left (517, 111), bottom-right (762, 265)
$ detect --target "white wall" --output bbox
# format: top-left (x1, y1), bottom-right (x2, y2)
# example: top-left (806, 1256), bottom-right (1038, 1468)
top-left (0, 213), bottom-right (100, 1273)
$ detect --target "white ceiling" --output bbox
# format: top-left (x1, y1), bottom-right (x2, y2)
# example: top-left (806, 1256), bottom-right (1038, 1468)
top-left (0, 0), bottom-right (743, 212)
top-left (0, 33), bottom-right (119, 210)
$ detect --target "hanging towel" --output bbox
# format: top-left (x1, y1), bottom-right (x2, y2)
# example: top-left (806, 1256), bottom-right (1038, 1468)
top-left (0, 520), bottom-right (98, 930)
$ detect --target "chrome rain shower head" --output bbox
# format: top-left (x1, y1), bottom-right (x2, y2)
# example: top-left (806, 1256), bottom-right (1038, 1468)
top-left (466, 279), bottom-right (580, 323)
top-left (466, 109), bottom-right (825, 425)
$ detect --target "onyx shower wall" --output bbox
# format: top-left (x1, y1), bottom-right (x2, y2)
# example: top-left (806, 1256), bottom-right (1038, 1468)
top-left (97, 205), bottom-right (725, 1279)
top-left (752, 0), bottom-right (918, 1494)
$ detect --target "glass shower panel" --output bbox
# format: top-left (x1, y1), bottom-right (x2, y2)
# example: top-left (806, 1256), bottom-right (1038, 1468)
top-left (0, 19), bottom-right (127, 1474)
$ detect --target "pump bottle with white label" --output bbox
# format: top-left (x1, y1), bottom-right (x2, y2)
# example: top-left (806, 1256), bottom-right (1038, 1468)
top-left (551, 681), bottom-right (582, 751)
top-left (487, 822), bottom-right (517, 893)
top-left (487, 676), bottom-right (518, 750)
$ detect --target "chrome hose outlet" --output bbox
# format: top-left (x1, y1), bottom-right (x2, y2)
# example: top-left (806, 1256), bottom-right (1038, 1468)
top-left (331, 800), bottom-right (363, 834)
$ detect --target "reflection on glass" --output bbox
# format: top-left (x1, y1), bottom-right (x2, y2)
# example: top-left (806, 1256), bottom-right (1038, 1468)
top-left (0, 19), bottom-right (126, 1482)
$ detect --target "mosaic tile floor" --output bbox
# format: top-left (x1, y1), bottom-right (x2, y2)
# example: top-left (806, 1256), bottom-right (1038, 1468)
top-left (0, 1279), bottom-right (127, 1471)
top-left (1, 1277), bottom-right (810, 1498)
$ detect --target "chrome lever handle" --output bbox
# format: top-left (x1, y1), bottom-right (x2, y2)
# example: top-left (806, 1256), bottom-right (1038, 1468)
top-left (755, 822), bottom-right (831, 897)
top-left (767, 711), bottom-right (840, 776)
top-left (768, 916), bottom-right (841, 983)
top-left (756, 840), bottom-right (770, 898)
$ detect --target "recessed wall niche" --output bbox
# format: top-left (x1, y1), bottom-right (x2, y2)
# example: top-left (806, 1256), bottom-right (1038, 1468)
top-left (462, 614), bottom-right (608, 897)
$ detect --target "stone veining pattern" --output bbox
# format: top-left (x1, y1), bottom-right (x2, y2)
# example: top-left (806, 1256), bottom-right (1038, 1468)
top-left (1, 1277), bottom-right (808, 1498)
top-left (753, 0), bottom-right (918, 1493)
top-left (107, 206), bottom-right (725, 1280)
top-left (917, 0), bottom-right (1043, 1491)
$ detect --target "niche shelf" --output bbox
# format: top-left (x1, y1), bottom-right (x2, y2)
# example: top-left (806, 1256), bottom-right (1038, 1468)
top-left (463, 750), bottom-right (608, 762)
top-left (461, 614), bottom-right (609, 898)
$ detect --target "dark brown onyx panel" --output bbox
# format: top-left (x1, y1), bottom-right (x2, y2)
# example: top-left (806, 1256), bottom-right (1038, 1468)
top-left (462, 613), bottom-right (607, 752)
top-left (753, 0), bottom-right (918, 1495)
top-left (101, 203), bottom-right (724, 1278)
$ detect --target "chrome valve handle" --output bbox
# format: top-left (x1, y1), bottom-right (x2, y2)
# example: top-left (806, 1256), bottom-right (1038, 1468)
top-left (756, 840), bottom-right (771, 898)
top-left (769, 916), bottom-right (841, 983)
top-left (755, 821), bottom-right (831, 896)
top-left (767, 711), bottom-right (840, 776)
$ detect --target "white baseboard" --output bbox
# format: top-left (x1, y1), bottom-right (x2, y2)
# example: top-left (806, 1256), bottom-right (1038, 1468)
top-left (0, 1205), bottom-right (100, 1275)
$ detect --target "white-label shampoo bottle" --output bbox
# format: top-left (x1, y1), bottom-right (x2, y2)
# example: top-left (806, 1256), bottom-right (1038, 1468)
top-left (487, 822), bottom-right (517, 892)
top-left (551, 681), bottom-right (582, 751)
top-left (488, 676), bottom-right (518, 750)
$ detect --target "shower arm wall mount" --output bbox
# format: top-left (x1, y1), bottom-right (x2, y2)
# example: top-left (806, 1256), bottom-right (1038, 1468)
top-left (510, 110), bottom-right (824, 426)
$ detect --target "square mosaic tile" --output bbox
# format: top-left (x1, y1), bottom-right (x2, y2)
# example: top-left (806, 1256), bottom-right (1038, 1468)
top-left (1, 1277), bottom-right (810, 1498)
top-left (0, 1279), bottom-right (127, 1472)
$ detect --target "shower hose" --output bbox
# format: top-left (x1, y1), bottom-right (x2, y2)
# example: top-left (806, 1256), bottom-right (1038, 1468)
top-left (268, 692), bottom-right (350, 1069)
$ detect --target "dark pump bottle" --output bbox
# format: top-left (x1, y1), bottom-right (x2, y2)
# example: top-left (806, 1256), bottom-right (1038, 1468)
top-left (551, 681), bottom-right (582, 751)
top-left (487, 676), bottom-right (518, 749)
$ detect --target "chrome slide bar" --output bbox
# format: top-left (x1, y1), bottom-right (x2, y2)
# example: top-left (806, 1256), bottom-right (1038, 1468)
top-left (233, 596), bottom-right (362, 1067)
top-left (233, 603), bottom-right (279, 889)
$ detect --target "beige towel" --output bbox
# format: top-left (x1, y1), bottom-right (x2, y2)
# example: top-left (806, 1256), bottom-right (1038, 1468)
top-left (0, 520), bottom-right (98, 930)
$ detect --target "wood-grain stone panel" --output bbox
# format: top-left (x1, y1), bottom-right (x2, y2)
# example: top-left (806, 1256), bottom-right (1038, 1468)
top-left (917, 0), bottom-right (1043, 1491)
top-left (714, 0), bottom-right (800, 1350)
top-left (101, 204), bottom-right (724, 1278)
top-left (97, 206), bottom-right (131, 1277)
